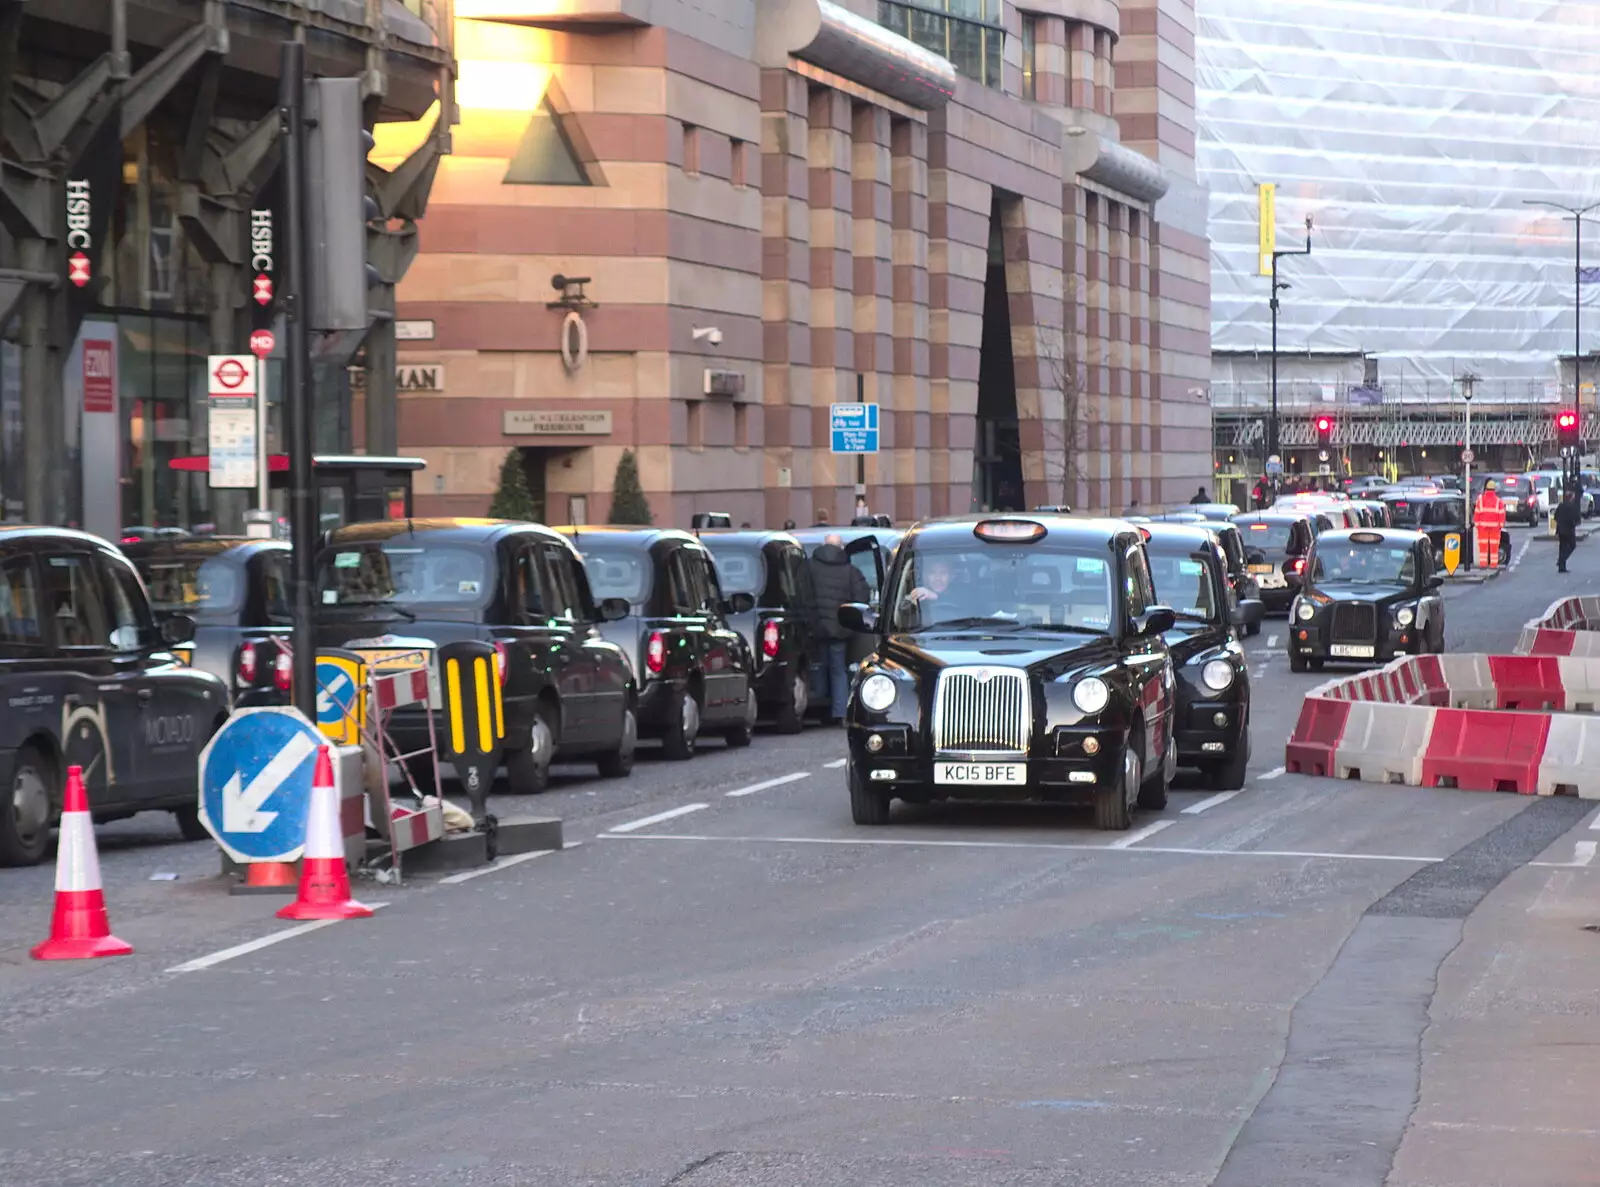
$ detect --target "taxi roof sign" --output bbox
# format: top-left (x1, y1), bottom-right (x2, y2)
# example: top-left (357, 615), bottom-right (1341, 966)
top-left (1350, 531), bottom-right (1385, 544)
top-left (973, 519), bottom-right (1047, 542)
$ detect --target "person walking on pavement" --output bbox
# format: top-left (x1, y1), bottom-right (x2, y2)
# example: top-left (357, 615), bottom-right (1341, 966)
top-left (808, 533), bottom-right (870, 725)
top-left (1556, 488), bottom-right (1582, 573)
top-left (1191, 485), bottom-right (1210, 504)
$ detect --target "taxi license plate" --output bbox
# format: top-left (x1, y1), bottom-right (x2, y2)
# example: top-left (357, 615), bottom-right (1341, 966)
top-left (1330, 644), bottom-right (1375, 658)
top-left (1248, 563), bottom-right (1273, 574)
top-left (935, 762), bottom-right (1025, 785)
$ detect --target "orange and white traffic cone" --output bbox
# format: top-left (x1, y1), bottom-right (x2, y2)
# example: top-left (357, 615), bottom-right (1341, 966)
top-left (278, 745), bottom-right (372, 921)
top-left (31, 765), bottom-right (133, 961)
top-left (230, 860), bottom-right (299, 895)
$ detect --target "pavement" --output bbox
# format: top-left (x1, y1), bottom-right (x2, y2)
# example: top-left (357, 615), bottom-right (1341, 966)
top-left (1, 522), bottom-right (1598, 1186)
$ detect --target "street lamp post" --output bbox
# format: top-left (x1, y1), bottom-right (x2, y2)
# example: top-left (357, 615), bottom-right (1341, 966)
top-left (1524, 198), bottom-right (1600, 491)
top-left (1269, 215), bottom-right (1314, 488)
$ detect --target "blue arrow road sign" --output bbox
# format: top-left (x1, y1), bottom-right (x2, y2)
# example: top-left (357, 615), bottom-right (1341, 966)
top-left (317, 660), bottom-right (358, 728)
top-left (197, 707), bottom-right (323, 863)
top-left (830, 402), bottom-right (879, 454)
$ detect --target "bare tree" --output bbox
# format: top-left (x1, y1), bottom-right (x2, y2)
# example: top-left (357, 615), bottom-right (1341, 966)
top-left (1037, 322), bottom-right (1101, 510)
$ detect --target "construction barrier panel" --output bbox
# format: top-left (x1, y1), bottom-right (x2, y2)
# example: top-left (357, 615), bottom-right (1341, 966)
top-left (1285, 698), bottom-right (1352, 777)
top-left (1535, 715), bottom-right (1600, 798)
top-left (1486, 655), bottom-right (1566, 711)
top-left (1416, 709), bottom-right (1552, 794)
top-left (1516, 595), bottom-right (1600, 657)
top-left (1332, 701), bottom-right (1439, 785)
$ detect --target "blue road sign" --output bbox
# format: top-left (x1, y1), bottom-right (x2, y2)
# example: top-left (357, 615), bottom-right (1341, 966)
top-left (317, 660), bottom-right (360, 726)
top-left (197, 707), bottom-right (323, 863)
top-left (830, 402), bottom-right (880, 454)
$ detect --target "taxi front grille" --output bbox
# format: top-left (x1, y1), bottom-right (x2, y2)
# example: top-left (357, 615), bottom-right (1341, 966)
top-left (932, 667), bottom-right (1029, 755)
top-left (1331, 603), bottom-right (1377, 643)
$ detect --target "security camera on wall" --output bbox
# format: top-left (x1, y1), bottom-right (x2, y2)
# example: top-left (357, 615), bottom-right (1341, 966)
top-left (692, 326), bottom-right (723, 346)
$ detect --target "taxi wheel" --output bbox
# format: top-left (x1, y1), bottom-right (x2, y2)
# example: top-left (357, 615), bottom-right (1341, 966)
top-left (1207, 743), bottom-right (1249, 791)
top-left (774, 671), bottom-right (808, 735)
top-left (1, 746), bottom-right (55, 867)
top-left (173, 805), bottom-right (210, 842)
top-left (597, 705), bottom-right (637, 778)
top-left (1096, 736), bottom-right (1138, 831)
top-left (1245, 619), bottom-right (1262, 638)
top-left (507, 706), bottom-right (556, 794)
top-left (1289, 652), bottom-right (1309, 674)
top-left (724, 689), bottom-right (757, 749)
top-left (848, 763), bottom-right (890, 825)
top-left (661, 688), bottom-right (700, 761)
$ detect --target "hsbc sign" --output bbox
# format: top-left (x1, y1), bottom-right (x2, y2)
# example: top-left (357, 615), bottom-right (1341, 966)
top-left (65, 178), bottom-right (92, 288)
top-left (250, 207), bottom-right (274, 307)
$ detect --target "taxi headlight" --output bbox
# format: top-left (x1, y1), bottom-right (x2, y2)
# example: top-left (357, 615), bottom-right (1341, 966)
top-left (1296, 601), bottom-right (1316, 622)
top-left (1395, 607), bottom-right (1415, 627)
top-left (859, 673), bottom-right (897, 713)
top-left (1073, 676), bottom-right (1110, 715)
top-left (1202, 660), bottom-right (1235, 692)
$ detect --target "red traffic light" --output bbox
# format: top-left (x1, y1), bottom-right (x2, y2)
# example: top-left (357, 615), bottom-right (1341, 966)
top-left (1315, 417), bottom-right (1332, 432)
top-left (1558, 410), bottom-right (1579, 430)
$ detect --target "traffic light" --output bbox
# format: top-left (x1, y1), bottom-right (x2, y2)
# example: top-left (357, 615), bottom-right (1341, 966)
top-left (304, 78), bottom-right (380, 331)
top-left (1558, 409), bottom-right (1580, 449)
top-left (1315, 415), bottom-right (1333, 447)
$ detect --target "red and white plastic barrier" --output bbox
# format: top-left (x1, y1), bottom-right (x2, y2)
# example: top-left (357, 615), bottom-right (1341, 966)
top-left (1285, 653), bottom-right (1600, 797)
top-left (1516, 595), bottom-right (1600, 657)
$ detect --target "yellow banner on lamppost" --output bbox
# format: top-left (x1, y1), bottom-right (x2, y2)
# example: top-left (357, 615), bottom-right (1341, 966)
top-left (1258, 183), bottom-right (1276, 276)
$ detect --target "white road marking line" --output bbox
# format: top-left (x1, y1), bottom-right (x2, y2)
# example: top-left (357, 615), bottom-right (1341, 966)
top-left (1107, 819), bottom-right (1176, 848)
top-left (167, 904), bottom-right (390, 973)
top-left (1252, 666), bottom-right (1267, 679)
top-left (608, 803), bottom-right (708, 833)
top-left (1259, 766), bottom-right (1286, 781)
top-left (1509, 535), bottom-right (1533, 572)
top-left (1183, 790), bottom-right (1240, 815)
top-left (727, 772), bottom-right (812, 798)
top-left (439, 847), bottom-right (567, 884)
top-left (823, 759), bottom-right (848, 769)
top-left (1266, 634), bottom-right (1279, 647)
top-left (1588, 809), bottom-right (1600, 830)
top-left (602, 832), bottom-right (1445, 864)
top-left (1532, 840), bottom-right (1598, 870)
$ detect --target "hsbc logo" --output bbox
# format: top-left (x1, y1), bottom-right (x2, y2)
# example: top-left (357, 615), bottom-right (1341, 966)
top-left (250, 208), bottom-right (274, 306)
top-left (66, 178), bottom-right (92, 287)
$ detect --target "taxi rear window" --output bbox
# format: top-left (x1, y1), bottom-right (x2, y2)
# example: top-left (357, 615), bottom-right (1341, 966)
top-left (134, 556), bottom-right (243, 616)
top-left (0, 556), bottom-right (43, 647)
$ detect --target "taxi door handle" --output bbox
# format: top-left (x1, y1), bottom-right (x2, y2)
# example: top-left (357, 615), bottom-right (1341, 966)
top-left (137, 689), bottom-right (154, 705)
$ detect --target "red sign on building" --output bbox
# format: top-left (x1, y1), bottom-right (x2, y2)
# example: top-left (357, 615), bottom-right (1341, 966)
top-left (82, 339), bottom-right (114, 413)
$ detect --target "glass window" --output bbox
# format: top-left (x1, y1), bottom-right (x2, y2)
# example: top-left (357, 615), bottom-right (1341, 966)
top-left (133, 553), bottom-right (243, 618)
top-left (0, 554), bottom-right (44, 649)
top-left (1146, 550), bottom-right (1219, 621)
top-left (261, 552), bottom-right (291, 622)
top-left (539, 544), bottom-right (583, 619)
top-left (100, 557), bottom-right (154, 652)
top-left (696, 552), bottom-right (725, 611)
top-left (39, 553), bottom-right (110, 648)
top-left (705, 545), bottom-right (766, 597)
top-left (515, 549), bottom-right (545, 619)
top-left (319, 542), bottom-right (491, 610)
top-left (886, 545), bottom-right (1115, 633)
top-left (1125, 546), bottom-right (1154, 617)
top-left (1021, 14), bottom-right (1037, 100)
top-left (580, 548), bottom-right (652, 605)
top-left (1311, 544), bottom-right (1416, 585)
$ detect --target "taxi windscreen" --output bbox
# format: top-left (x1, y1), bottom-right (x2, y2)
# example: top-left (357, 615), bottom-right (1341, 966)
top-left (133, 556), bottom-right (243, 617)
top-left (886, 544), bottom-right (1114, 632)
top-left (580, 548), bottom-right (652, 605)
top-left (1237, 520), bottom-right (1297, 558)
top-left (1311, 542), bottom-right (1416, 585)
top-left (1146, 550), bottom-right (1219, 622)
top-left (319, 543), bottom-right (491, 610)
top-left (703, 545), bottom-right (766, 597)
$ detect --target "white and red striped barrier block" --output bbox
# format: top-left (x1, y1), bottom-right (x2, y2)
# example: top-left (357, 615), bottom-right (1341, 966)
top-left (389, 803), bottom-right (446, 853)
top-left (1516, 595), bottom-right (1600, 657)
top-left (371, 665), bottom-right (430, 712)
top-left (1284, 653), bottom-right (1600, 797)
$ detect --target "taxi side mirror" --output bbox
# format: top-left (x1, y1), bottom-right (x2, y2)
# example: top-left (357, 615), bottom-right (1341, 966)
top-left (1136, 606), bottom-right (1177, 636)
top-left (159, 614), bottom-right (196, 646)
top-left (598, 597), bottom-right (631, 622)
top-left (724, 592), bottom-right (757, 615)
top-left (838, 602), bottom-right (875, 633)
top-left (1426, 573), bottom-right (1444, 589)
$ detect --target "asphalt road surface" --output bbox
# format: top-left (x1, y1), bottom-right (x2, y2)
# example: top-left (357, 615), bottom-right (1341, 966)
top-left (1, 522), bottom-right (1597, 1187)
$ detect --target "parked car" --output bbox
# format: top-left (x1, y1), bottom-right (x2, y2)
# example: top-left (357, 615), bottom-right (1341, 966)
top-left (315, 519), bottom-right (638, 790)
top-left (1230, 511), bottom-right (1316, 613)
top-left (559, 527), bottom-right (757, 758)
top-left (837, 514), bottom-right (1177, 830)
top-left (1198, 521), bottom-right (1263, 636)
top-left (0, 527), bottom-right (228, 865)
top-left (123, 538), bottom-right (292, 706)
top-left (1288, 528), bottom-right (1446, 672)
top-left (696, 529), bottom-right (821, 732)
top-left (1139, 523), bottom-right (1252, 789)
top-left (1471, 473), bottom-right (1538, 525)
top-left (1349, 499), bottom-right (1392, 528)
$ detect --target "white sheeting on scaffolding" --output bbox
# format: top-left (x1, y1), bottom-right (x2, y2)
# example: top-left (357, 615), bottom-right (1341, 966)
top-left (1198, 0), bottom-right (1600, 388)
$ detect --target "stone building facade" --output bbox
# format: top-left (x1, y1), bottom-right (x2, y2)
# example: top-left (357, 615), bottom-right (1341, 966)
top-left (386, 0), bottom-right (1210, 525)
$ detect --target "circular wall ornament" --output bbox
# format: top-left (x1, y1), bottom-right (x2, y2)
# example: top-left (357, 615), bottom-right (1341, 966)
top-left (560, 311), bottom-right (588, 373)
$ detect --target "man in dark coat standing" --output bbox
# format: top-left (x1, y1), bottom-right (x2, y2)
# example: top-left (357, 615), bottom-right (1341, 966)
top-left (1555, 488), bottom-right (1582, 573)
top-left (1191, 485), bottom-right (1210, 504)
top-left (809, 533), bottom-right (871, 725)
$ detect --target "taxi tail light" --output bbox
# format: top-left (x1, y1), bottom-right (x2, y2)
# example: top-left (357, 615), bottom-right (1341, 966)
top-left (761, 619), bottom-right (781, 659)
top-left (237, 641), bottom-right (259, 685)
top-left (273, 649), bottom-right (293, 693)
top-left (493, 642), bottom-right (508, 685)
top-left (1291, 557), bottom-right (1307, 574)
top-left (646, 631), bottom-right (666, 675)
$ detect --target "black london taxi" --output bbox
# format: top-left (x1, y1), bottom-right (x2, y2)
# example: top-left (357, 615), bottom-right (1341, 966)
top-left (838, 515), bottom-right (1178, 831)
top-left (1185, 502), bottom-right (1242, 523)
top-left (696, 529), bottom-right (819, 732)
top-left (1288, 528), bottom-right (1446, 672)
top-left (557, 527), bottom-right (758, 758)
top-left (1140, 524), bottom-right (1252, 789)
top-left (0, 527), bottom-right (230, 865)
top-left (1201, 521), bottom-right (1264, 637)
top-left (123, 537), bottom-right (293, 706)
top-left (1230, 511), bottom-right (1316, 613)
top-left (315, 519), bottom-right (638, 790)
top-left (1350, 499), bottom-right (1393, 528)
